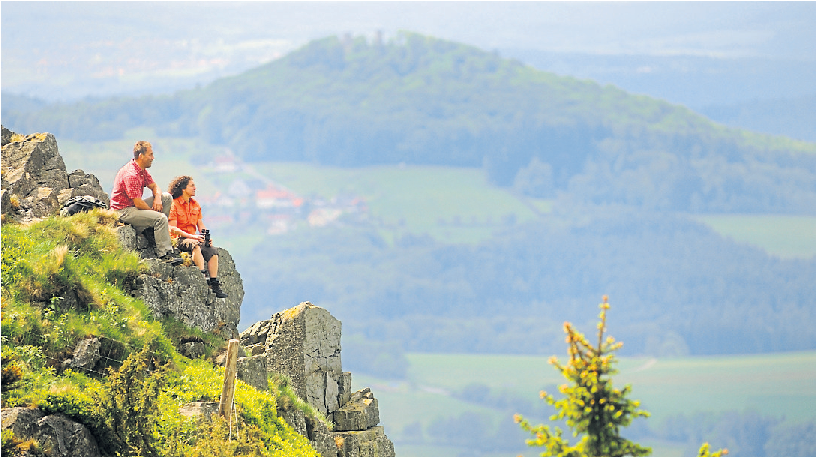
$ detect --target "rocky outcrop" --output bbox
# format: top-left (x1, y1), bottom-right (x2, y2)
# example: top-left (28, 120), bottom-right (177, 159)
top-left (1, 126), bottom-right (109, 222)
top-left (118, 224), bottom-right (244, 338)
top-left (2, 126), bottom-right (394, 456)
top-left (240, 302), bottom-right (396, 457)
top-left (333, 388), bottom-right (380, 432)
top-left (1, 407), bottom-right (102, 457)
top-left (0, 126), bottom-right (244, 339)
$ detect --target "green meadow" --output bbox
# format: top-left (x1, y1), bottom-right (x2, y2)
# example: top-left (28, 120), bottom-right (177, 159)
top-left (252, 161), bottom-right (551, 244)
top-left (693, 214), bottom-right (816, 259)
top-left (352, 351), bottom-right (816, 457)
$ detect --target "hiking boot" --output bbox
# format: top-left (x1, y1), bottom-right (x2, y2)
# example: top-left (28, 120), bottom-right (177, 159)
top-left (159, 253), bottom-right (183, 266)
top-left (208, 278), bottom-right (228, 299)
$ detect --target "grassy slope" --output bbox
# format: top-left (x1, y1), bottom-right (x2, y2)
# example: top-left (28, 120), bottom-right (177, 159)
top-left (352, 351), bottom-right (816, 457)
top-left (0, 212), bottom-right (319, 456)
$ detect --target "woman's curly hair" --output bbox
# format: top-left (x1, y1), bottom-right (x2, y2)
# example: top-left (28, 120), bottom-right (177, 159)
top-left (168, 175), bottom-right (193, 199)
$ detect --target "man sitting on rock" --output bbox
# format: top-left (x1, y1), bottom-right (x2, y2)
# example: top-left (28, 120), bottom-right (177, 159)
top-left (168, 175), bottom-right (228, 298)
top-left (110, 141), bottom-right (182, 266)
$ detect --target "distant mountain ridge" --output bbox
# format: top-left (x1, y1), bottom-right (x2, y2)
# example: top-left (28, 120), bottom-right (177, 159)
top-left (700, 94), bottom-right (816, 143)
top-left (3, 31), bottom-right (815, 213)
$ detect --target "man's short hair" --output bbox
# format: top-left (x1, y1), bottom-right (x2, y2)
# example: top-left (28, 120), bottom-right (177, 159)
top-left (133, 141), bottom-right (152, 160)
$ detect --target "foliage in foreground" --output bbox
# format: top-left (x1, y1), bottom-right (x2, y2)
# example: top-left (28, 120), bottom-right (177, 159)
top-left (0, 211), bottom-right (319, 457)
top-left (516, 296), bottom-right (727, 457)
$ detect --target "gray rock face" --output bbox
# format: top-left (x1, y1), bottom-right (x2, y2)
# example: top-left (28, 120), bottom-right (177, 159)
top-left (240, 303), bottom-right (396, 457)
top-left (66, 169), bottom-right (110, 206)
top-left (1, 407), bottom-right (102, 457)
top-left (250, 302), bottom-right (344, 416)
top-left (237, 354), bottom-right (268, 391)
top-left (1, 127), bottom-right (108, 222)
top-left (335, 426), bottom-right (396, 457)
top-left (2, 125), bottom-right (13, 145)
top-left (333, 388), bottom-right (380, 432)
top-left (132, 252), bottom-right (243, 338)
top-left (115, 224), bottom-right (244, 338)
top-left (279, 408), bottom-right (308, 437)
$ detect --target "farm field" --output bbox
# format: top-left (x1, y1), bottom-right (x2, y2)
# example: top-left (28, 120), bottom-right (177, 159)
top-left (252, 161), bottom-right (550, 244)
top-left (692, 214), bottom-right (816, 259)
top-left (351, 350), bottom-right (816, 457)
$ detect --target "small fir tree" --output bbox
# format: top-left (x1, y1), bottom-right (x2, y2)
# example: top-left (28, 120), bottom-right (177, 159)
top-left (515, 296), bottom-right (651, 457)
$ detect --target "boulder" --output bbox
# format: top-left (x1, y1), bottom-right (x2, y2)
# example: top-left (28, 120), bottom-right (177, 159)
top-left (333, 388), bottom-right (380, 432)
top-left (64, 337), bottom-right (126, 375)
top-left (237, 354), bottom-right (268, 391)
top-left (1, 407), bottom-right (102, 457)
top-left (240, 303), bottom-right (396, 456)
top-left (68, 338), bottom-right (102, 372)
top-left (1, 127), bottom-right (108, 223)
top-left (334, 426), bottom-right (396, 457)
top-left (114, 224), bottom-right (244, 337)
top-left (2, 125), bottom-right (13, 145)
top-left (179, 341), bottom-right (207, 359)
top-left (260, 302), bottom-right (344, 416)
top-left (64, 170), bottom-right (110, 206)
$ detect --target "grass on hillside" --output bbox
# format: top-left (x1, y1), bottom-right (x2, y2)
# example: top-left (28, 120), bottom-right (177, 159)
top-left (0, 211), bottom-right (321, 457)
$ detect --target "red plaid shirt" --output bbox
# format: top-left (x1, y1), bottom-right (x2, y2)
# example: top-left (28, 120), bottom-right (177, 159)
top-left (110, 160), bottom-right (155, 210)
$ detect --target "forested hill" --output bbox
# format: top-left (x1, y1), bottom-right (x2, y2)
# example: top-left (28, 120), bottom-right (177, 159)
top-left (4, 32), bottom-right (816, 212)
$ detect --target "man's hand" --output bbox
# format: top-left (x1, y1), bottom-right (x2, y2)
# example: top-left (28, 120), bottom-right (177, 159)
top-left (152, 197), bottom-right (163, 212)
top-left (187, 233), bottom-right (205, 242)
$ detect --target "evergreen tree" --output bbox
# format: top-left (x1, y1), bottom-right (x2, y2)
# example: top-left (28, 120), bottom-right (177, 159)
top-left (514, 296), bottom-right (652, 457)
top-left (516, 296), bottom-right (728, 457)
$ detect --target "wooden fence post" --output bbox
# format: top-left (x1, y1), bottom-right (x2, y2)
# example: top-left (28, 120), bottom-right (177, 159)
top-left (219, 338), bottom-right (240, 418)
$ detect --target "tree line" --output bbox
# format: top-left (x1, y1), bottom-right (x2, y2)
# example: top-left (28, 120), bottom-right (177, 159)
top-left (3, 32), bottom-right (815, 214)
top-left (235, 206), bottom-right (816, 359)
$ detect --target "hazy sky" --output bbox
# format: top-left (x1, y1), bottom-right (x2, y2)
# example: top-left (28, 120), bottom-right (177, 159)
top-left (4, 1), bottom-right (815, 57)
top-left (2, 2), bottom-right (816, 102)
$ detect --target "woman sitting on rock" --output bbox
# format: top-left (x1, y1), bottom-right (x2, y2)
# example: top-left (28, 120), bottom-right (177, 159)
top-left (168, 175), bottom-right (227, 298)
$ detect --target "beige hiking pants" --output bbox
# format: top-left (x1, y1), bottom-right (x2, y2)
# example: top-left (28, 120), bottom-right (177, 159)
top-left (116, 193), bottom-right (173, 257)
